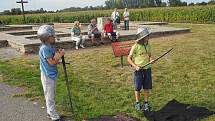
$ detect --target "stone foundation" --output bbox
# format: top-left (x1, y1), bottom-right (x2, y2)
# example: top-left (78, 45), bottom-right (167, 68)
top-left (0, 40), bottom-right (8, 48)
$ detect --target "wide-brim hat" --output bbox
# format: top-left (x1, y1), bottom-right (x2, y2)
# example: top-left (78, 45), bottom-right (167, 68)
top-left (136, 26), bottom-right (151, 42)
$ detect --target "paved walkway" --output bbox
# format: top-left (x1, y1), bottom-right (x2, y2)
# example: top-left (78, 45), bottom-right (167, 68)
top-left (0, 82), bottom-right (50, 121)
top-left (0, 47), bottom-right (22, 60)
top-left (0, 48), bottom-right (50, 121)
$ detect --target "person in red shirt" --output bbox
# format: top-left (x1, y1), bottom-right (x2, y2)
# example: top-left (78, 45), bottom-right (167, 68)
top-left (103, 18), bottom-right (120, 41)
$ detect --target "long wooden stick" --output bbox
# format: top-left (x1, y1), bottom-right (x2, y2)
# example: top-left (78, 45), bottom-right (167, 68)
top-left (142, 48), bottom-right (173, 68)
top-left (61, 56), bottom-right (74, 113)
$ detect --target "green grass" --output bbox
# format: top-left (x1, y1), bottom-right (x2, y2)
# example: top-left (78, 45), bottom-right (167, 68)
top-left (0, 23), bottom-right (215, 120)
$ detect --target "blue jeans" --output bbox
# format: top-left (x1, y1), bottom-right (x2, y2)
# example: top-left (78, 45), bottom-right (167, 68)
top-left (124, 20), bottom-right (129, 30)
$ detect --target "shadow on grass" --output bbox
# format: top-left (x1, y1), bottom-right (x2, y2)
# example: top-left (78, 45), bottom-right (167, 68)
top-left (144, 99), bottom-right (214, 121)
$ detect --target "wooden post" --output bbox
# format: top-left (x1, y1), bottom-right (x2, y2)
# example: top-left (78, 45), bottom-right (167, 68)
top-left (121, 56), bottom-right (123, 68)
top-left (16, 0), bottom-right (28, 23)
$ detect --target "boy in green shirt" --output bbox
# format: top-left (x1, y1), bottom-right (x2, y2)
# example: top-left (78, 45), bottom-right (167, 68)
top-left (128, 27), bottom-right (154, 112)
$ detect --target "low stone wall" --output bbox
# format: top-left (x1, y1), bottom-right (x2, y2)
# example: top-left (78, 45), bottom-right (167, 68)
top-left (7, 40), bottom-right (25, 52)
top-left (54, 23), bottom-right (90, 29)
top-left (25, 33), bottom-right (72, 40)
top-left (2, 23), bottom-right (191, 54)
top-left (9, 27), bottom-right (191, 54)
top-left (0, 26), bottom-right (32, 32)
top-left (150, 29), bottom-right (191, 38)
top-left (22, 38), bottom-right (111, 54)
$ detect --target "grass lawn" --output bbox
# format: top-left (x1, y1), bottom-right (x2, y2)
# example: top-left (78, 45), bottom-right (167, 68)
top-left (0, 23), bottom-right (215, 121)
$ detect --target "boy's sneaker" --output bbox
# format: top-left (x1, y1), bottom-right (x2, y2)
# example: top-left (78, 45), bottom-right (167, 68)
top-left (53, 118), bottom-right (65, 121)
top-left (143, 102), bottom-right (151, 112)
top-left (47, 114), bottom-right (51, 119)
top-left (135, 102), bottom-right (141, 111)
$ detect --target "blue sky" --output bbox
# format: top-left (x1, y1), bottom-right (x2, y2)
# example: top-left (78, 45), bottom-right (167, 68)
top-left (0, 0), bottom-right (210, 12)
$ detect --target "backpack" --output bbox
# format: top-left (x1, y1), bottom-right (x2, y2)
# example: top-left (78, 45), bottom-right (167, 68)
top-left (116, 16), bottom-right (120, 24)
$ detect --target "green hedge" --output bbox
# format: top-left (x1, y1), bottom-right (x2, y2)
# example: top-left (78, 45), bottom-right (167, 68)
top-left (0, 5), bottom-right (215, 25)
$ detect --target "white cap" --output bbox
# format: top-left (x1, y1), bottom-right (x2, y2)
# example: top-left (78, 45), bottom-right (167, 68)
top-left (37, 25), bottom-right (56, 40)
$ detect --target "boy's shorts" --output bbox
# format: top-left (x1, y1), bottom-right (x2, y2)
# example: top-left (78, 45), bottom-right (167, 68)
top-left (134, 68), bottom-right (152, 91)
top-left (88, 33), bottom-right (101, 38)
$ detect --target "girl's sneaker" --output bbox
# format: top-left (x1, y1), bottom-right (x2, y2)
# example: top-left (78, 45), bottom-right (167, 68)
top-left (135, 102), bottom-right (141, 111)
top-left (80, 44), bottom-right (85, 48)
top-left (75, 46), bottom-right (79, 50)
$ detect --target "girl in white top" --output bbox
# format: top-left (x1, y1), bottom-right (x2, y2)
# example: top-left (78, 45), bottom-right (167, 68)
top-left (111, 8), bottom-right (120, 21)
top-left (111, 8), bottom-right (120, 30)
top-left (123, 8), bottom-right (129, 21)
top-left (71, 21), bottom-right (86, 50)
top-left (123, 8), bottom-right (130, 30)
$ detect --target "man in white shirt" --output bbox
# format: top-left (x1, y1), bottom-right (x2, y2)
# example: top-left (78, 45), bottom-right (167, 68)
top-left (123, 8), bottom-right (130, 30)
top-left (111, 8), bottom-right (120, 30)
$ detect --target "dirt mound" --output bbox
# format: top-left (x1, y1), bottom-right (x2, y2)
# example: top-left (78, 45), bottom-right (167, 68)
top-left (86, 113), bottom-right (140, 121)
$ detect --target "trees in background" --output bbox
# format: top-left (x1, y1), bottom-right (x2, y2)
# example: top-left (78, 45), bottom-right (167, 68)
top-left (105, 0), bottom-right (215, 8)
top-left (0, 8), bottom-right (48, 15)
top-left (168, 0), bottom-right (187, 6)
top-left (2, 8), bottom-right (22, 15)
top-left (1, 0), bottom-right (215, 15)
top-left (105, 0), bottom-right (162, 8)
top-left (10, 8), bottom-right (22, 15)
top-left (208, 0), bottom-right (215, 4)
top-left (196, 2), bottom-right (208, 5)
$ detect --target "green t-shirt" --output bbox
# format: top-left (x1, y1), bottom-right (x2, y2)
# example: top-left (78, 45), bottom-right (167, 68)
top-left (131, 43), bottom-right (151, 69)
top-left (71, 27), bottom-right (81, 36)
